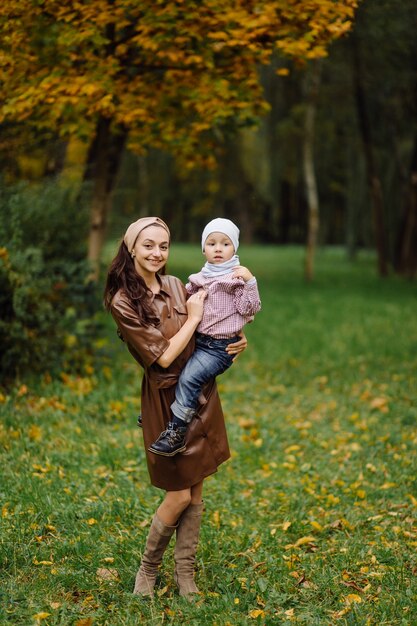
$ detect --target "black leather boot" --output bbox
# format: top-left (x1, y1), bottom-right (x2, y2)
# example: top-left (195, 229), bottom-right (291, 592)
top-left (148, 422), bottom-right (187, 457)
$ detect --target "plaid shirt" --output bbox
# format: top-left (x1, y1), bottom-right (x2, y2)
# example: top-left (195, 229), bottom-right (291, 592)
top-left (185, 271), bottom-right (261, 339)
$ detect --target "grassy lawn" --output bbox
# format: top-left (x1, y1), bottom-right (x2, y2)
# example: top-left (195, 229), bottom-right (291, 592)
top-left (1, 245), bottom-right (416, 625)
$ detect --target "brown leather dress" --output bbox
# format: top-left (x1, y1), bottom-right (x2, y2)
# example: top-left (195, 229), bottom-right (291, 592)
top-left (110, 274), bottom-right (231, 491)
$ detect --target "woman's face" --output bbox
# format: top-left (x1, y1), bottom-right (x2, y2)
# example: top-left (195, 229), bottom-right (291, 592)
top-left (132, 225), bottom-right (170, 278)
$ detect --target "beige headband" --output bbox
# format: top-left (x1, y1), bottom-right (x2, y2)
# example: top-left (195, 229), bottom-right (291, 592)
top-left (123, 217), bottom-right (170, 254)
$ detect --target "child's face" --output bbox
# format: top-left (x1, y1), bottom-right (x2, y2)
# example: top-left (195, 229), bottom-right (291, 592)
top-left (203, 232), bottom-right (235, 264)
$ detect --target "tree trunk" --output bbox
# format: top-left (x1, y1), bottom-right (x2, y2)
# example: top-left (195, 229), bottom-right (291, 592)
top-left (137, 154), bottom-right (150, 215)
top-left (303, 62), bottom-right (321, 282)
top-left (83, 116), bottom-right (127, 280)
top-left (352, 36), bottom-right (389, 277)
top-left (264, 62), bottom-right (283, 244)
top-left (394, 134), bottom-right (417, 278)
top-left (345, 138), bottom-right (364, 261)
top-left (216, 136), bottom-right (254, 244)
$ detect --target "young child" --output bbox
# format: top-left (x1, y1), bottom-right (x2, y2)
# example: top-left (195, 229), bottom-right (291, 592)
top-left (149, 217), bottom-right (261, 457)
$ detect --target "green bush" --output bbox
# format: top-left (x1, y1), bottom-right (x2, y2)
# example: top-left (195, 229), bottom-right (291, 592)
top-left (0, 180), bottom-right (101, 382)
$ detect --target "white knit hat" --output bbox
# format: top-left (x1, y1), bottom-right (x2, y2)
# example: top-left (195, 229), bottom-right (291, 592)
top-left (201, 218), bottom-right (240, 252)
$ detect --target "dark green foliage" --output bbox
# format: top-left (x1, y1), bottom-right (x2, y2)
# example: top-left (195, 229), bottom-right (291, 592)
top-left (0, 181), bottom-right (100, 382)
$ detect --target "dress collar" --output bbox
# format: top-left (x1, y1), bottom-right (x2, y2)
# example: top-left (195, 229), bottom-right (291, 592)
top-left (155, 274), bottom-right (171, 297)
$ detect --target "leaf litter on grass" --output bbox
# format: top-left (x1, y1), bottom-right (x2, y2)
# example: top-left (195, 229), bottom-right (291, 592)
top-left (1, 247), bottom-right (417, 624)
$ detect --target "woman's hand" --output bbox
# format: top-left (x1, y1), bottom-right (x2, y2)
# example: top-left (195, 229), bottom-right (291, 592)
top-left (226, 332), bottom-right (247, 361)
top-left (186, 290), bottom-right (207, 322)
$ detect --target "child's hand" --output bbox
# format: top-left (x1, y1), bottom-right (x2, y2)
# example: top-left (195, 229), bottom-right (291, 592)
top-left (232, 265), bottom-right (254, 282)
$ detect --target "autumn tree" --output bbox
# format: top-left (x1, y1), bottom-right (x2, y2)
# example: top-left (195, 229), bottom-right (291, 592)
top-left (0, 0), bottom-right (358, 278)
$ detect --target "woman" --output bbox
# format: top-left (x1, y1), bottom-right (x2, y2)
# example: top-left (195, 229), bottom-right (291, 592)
top-left (104, 217), bottom-right (246, 598)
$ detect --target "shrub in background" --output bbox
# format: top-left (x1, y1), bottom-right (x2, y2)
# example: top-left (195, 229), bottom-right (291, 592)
top-left (0, 180), bottom-right (101, 383)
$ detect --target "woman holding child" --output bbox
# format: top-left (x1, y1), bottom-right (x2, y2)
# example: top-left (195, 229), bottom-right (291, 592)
top-left (104, 216), bottom-right (260, 598)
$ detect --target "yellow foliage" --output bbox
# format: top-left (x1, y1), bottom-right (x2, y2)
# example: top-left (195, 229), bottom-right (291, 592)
top-left (61, 373), bottom-right (95, 395)
top-left (0, 0), bottom-right (359, 159)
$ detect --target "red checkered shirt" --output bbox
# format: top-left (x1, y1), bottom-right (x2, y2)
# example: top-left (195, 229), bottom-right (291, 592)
top-left (185, 272), bottom-right (261, 339)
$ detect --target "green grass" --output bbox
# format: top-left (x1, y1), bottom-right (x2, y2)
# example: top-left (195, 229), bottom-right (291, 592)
top-left (1, 245), bottom-right (417, 625)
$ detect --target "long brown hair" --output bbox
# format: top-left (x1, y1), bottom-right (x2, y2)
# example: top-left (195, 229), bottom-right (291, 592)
top-left (103, 240), bottom-right (165, 326)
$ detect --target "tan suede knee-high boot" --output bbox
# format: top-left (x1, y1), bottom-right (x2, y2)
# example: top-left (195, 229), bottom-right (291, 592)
top-left (133, 513), bottom-right (177, 597)
top-left (174, 502), bottom-right (204, 597)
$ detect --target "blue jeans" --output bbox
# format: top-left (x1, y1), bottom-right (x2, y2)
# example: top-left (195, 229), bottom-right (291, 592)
top-left (170, 333), bottom-right (239, 423)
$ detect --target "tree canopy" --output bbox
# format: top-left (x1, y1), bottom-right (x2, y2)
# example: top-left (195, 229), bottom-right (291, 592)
top-left (0, 0), bottom-right (358, 162)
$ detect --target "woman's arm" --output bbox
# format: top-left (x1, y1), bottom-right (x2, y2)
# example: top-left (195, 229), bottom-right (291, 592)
top-left (156, 292), bottom-right (207, 368)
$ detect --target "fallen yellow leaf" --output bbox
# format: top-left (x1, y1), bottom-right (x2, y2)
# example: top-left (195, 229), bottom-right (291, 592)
top-left (96, 568), bottom-right (119, 580)
top-left (33, 613), bottom-right (51, 621)
top-left (45, 524), bottom-right (57, 532)
top-left (284, 444), bottom-right (301, 454)
top-left (294, 535), bottom-right (316, 547)
top-left (345, 593), bottom-right (362, 605)
top-left (332, 608), bottom-right (351, 618)
top-left (28, 425), bottom-right (42, 441)
top-left (370, 397), bottom-right (389, 412)
top-left (407, 494), bottom-right (417, 507)
top-left (238, 417), bottom-right (256, 429)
